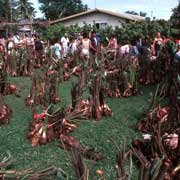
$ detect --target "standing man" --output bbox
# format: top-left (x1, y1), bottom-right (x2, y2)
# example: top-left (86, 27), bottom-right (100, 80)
top-left (61, 33), bottom-right (69, 58)
top-left (91, 31), bottom-right (99, 53)
top-left (34, 36), bottom-right (43, 66)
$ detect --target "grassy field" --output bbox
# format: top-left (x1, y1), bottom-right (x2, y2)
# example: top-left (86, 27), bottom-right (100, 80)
top-left (0, 77), bottom-right (156, 179)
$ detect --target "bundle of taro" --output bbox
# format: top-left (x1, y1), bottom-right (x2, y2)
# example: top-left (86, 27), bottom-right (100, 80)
top-left (137, 39), bottom-right (180, 133)
top-left (16, 45), bottom-right (34, 76)
top-left (28, 105), bottom-right (103, 161)
top-left (133, 61), bottom-right (180, 179)
top-left (132, 123), bottom-right (180, 180)
top-left (25, 68), bottom-right (46, 107)
top-left (0, 94), bottom-right (11, 125)
top-left (0, 151), bottom-right (64, 179)
top-left (138, 47), bottom-right (159, 85)
top-left (139, 40), bottom-right (177, 85)
top-left (0, 68), bottom-right (20, 97)
top-left (25, 64), bottom-right (60, 107)
top-left (104, 52), bottom-right (140, 98)
top-left (69, 56), bottom-right (113, 120)
top-left (136, 84), bottom-right (170, 132)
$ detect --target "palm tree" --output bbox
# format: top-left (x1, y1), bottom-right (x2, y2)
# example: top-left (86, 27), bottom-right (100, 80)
top-left (16, 0), bottom-right (35, 19)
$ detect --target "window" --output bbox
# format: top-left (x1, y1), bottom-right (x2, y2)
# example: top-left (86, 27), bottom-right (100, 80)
top-left (95, 22), bottom-right (107, 29)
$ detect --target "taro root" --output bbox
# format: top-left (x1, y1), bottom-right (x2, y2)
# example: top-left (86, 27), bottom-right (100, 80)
top-left (157, 105), bottom-right (170, 123)
top-left (28, 121), bottom-right (55, 147)
top-left (25, 94), bottom-right (34, 107)
top-left (72, 66), bottom-right (81, 76)
top-left (59, 134), bottom-right (81, 150)
top-left (64, 71), bottom-right (70, 81)
top-left (3, 83), bottom-right (20, 97)
top-left (163, 133), bottom-right (179, 150)
top-left (28, 111), bottom-right (56, 146)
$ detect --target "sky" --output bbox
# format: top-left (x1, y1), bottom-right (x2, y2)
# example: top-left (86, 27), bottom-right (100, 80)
top-left (30, 0), bottom-right (179, 20)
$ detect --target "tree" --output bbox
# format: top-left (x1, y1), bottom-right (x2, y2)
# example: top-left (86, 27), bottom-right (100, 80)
top-left (125, 11), bottom-right (139, 15)
top-left (16, 0), bottom-right (35, 19)
top-left (170, 0), bottom-right (180, 27)
top-left (125, 11), bottom-right (147, 17)
top-left (0, 0), bottom-right (17, 21)
top-left (0, 0), bottom-right (35, 21)
top-left (39, 0), bottom-right (88, 20)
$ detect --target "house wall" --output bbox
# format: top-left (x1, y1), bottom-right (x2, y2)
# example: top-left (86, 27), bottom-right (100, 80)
top-left (60, 12), bottom-right (126, 28)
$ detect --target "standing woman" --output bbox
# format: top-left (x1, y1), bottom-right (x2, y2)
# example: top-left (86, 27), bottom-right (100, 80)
top-left (107, 34), bottom-right (118, 58)
top-left (153, 32), bottom-right (163, 56)
top-left (78, 31), bottom-right (96, 63)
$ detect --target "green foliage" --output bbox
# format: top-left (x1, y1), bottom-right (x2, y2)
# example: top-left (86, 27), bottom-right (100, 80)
top-left (170, 0), bottom-right (180, 27)
top-left (0, 0), bottom-right (13, 20)
top-left (170, 0), bottom-right (180, 37)
top-left (16, 0), bottom-right (35, 19)
top-left (125, 11), bottom-right (147, 17)
top-left (39, 0), bottom-right (88, 20)
top-left (38, 19), bottom-right (175, 45)
top-left (0, 0), bottom-right (35, 21)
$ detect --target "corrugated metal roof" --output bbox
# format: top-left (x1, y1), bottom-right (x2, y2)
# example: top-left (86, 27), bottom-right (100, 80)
top-left (50, 8), bottom-right (145, 25)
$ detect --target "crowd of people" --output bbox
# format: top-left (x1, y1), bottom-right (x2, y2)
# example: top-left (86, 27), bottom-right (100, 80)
top-left (0, 30), bottom-right (180, 76)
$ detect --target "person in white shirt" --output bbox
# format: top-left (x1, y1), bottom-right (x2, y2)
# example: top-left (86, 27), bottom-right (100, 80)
top-left (13, 33), bottom-right (20, 44)
top-left (120, 44), bottom-right (130, 55)
top-left (61, 33), bottom-right (69, 57)
top-left (54, 39), bottom-right (62, 60)
top-left (69, 35), bottom-right (79, 55)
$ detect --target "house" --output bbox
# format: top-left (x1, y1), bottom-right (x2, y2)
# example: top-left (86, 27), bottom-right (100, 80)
top-left (18, 19), bottom-right (33, 32)
top-left (50, 8), bottom-right (145, 29)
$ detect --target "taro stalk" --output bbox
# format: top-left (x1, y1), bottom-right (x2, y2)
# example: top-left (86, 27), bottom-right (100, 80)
top-left (70, 59), bottom-right (88, 110)
top-left (25, 45), bottom-right (34, 76)
top-left (89, 70), bottom-right (102, 120)
top-left (26, 67), bottom-right (46, 107)
top-left (46, 66), bottom-right (60, 105)
top-left (79, 60), bottom-right (88, 96)
top-left (0, 152), bottom-right (62, 179)
top-left (71, 148), bottom-right (89, 180)
top-left (112, 138), bottom-right (133, 180)
top-left (129, 61), bottom-right (139, 95)
top-left (71, 82), bottom-right (81, 110)
top-left (89, 56), bottom-right (103, 119)
top-left (58, 60), bottom-right (64, 83)
top-left (8, 47), bottom-right (17, 76)
top-left (0, 94), bottom-right (11, 125)
top-left (131, 146), bottom-right (151, 180)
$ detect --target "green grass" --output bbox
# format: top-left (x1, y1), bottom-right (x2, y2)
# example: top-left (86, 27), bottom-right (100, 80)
top-left (0, 77), bottom-right (156, 179)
